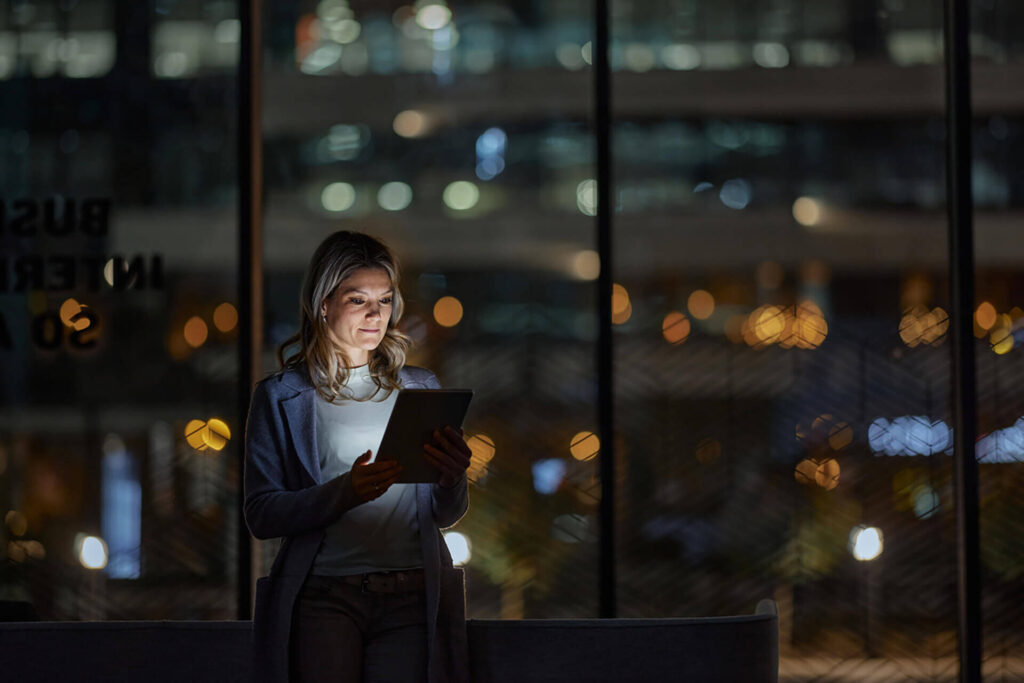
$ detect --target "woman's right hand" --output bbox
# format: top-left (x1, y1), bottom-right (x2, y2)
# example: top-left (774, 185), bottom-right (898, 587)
top-left (349, 450), bottom-right (403, 502)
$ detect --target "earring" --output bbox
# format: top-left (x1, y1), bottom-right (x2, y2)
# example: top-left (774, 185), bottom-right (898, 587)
top-left (321, 315), bottom-right (327, 324)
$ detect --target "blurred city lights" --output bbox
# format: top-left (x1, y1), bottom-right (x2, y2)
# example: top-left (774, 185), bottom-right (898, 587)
top-left (815, 458), bottom-right (840, 490)
top-left (466, 433), bottom-right (496, 482)
top-left (59, 298), bottom-right (91, 330)
top-left (5, 510), bottom-right (28, 537)
top-left (569, 431), bottom-right (600, 461)
top-left (899, 305), bottom-right (949, 348)
top-left (828, 422), bottom-right (853, 450)
top-left (753, 42), bottom-right (790, 68)
top-left (433, 296), bottom-right (464, 327)
top-left (213, 303), bottom-right (238, 333)
top-left (912, 485), bottom-right (940, 519)
top-left (442, 181), bottom-right (480, 211)
top-left (662, 311), bottom-right (691, 344)
top-left (975, 301), bottom-right (997, 330)
top-left (393, 109), bottom-right (430, 138)
top-left (532, 459), bottom-right (567, 494)
top-left (792, 197), bottom-right (822, 226)
top-left (719, 178), bottom-right (751, 209)
top-left (868, 416), bottom-right (952, 456)
top-left (990, 313), bottom-right (1014, 354)
top-left (623, 43), bottom-right (656, 72)
top-left (687, 290), bottom-right (715, 320)
top-left (103, 258), bottom-right (136, 288)
top-left (581, 41), bottom-right (593, 65)
top-left (661, 43), bottom-right (701, 70)
top-left (321, 182), bottom-right (357, 212)
top-left (556, 43), bottom-right (585, 70)
top-left (977, 418), bottom-right (1024, 463)
top-left (183, 316), bottom-right (208, 348)
top-left (611, 283), bottom-right (632, 324)
top-left (77, 534), bottom-right (109, 570)
top-left (443, 531), bottom-right (471, 565)
top-left (416, 3), bottom-right (452, 30)
top-left (576, 179), bottom-right (597, 216)
top-left (184, 418), bottom-right (231, 452)
top-left (572, 250), bottom-right (600, 280)
top-left (849, 526), bottom-right (883, 561)
top-left (378, 181), bottom-right (414, 211)
top-left (794, 459), bottom-right (817, 485)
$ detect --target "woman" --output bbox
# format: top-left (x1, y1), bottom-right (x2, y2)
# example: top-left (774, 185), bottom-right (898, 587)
top-left (244, 231), bottom-right (472, 683)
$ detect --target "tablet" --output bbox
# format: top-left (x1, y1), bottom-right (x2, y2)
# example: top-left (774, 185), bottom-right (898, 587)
top-left (375, 389), bottom-right (474, 483)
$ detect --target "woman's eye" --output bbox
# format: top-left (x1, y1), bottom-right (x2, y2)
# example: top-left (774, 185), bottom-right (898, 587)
top-left (349, 298), bottom-right (364, 305)
top-left (381, 298), bottom-right (393, 305)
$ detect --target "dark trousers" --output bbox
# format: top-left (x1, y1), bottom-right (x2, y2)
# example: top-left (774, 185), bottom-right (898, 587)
top-left (290, 574), bottom-right (428, 683)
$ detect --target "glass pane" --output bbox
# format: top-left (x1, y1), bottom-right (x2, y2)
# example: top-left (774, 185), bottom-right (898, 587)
top-left (259, 0), bottom-right (598, 618)
top-left (973, 1), bottom-right (1024, 678)
top-left (611, 1), bottom-right (957, 679)
top-left (0, 2), bottom-right (239, 620)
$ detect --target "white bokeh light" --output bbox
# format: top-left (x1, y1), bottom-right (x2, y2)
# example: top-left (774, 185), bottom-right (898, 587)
top-left (78, 534), bottom-right (108, 570)
top-left (443, 531), bottom-right (471, 566)
top-left (849, 526), bottom-right (883, 562)
top-left (321, 182), bottom-right (356, 212)
top-left (377, 182), bottom-right (413, 211)
top-left (442, 181), bottom-right (479, 211)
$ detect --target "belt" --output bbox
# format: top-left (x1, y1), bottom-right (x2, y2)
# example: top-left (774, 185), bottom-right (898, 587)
top-left (337, 569), bottom-right (426, 594)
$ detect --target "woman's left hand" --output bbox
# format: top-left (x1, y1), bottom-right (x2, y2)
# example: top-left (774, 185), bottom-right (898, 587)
top-left (424, 426), bottom-right (472, 488)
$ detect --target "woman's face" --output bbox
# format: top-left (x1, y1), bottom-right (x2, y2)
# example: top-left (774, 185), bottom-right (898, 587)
top-left (321, 267), bottom-right (394, 367)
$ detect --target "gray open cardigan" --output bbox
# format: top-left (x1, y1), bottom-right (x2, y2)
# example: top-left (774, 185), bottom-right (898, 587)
top-left (243, 364), bottom-right (470, 683)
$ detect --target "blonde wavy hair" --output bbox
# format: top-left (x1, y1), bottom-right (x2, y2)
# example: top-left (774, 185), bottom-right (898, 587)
top-left (277, 231), bottom-right (413, 402)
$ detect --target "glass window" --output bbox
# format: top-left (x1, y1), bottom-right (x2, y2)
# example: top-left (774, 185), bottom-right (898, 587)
top-left (1, 1), bottom-right (238, 620)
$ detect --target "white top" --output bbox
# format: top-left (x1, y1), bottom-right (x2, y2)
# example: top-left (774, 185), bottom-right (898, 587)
top-left (311, 364), bottom-right (421, 575)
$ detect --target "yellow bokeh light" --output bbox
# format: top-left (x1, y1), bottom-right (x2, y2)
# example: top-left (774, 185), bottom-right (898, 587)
top-left (185, 418), bottom-right (232, 452)
top-left (828, 422), bottom-right (853, 450)
top-left (393, 109), bottom-right (430, 138)
top-left (213, 303), bottom-right (238, 333)
top-left (467, 434), bottom-right (496, 464)
top-left (816, 458), bottom-right (840, 490)
top-left (570, 431), bottom-right (600, 461)
top-left (433, 296), bottom-right (464, 327)
top-left (687, 290), bottom-right (715, 320)
top-left (611, 283), bottom-right (630, 315)
top-left (611, 300), bottom-right (632, 325)
top-left (185, 419), bottom-right (209, 451)
top-left (661, 311), bottom-right (690, 344)
top-left (695, 438), bottom-right (721, 464)
top-left (794, 301), bottom-right (828, 349)
top-left (792, 197), bottom-right (822, 226)
top-left (5, 510), bottom-right (28, 537)
top-left (204, 418), bottom-right (232, 450)
top-left (991, 324), bottom-right (1014, 355)
top-left (899, 306), bottom-right (927, 347)
top-left (975, 301), bottom-right (997, 330)
top-left (59, 298), bottom-right (91, 331)
top-left (920, 307), bottom-right (949, 346)
top-left (466, 433), bottom-right (496, 482)
top-left (794, 459), bottom-right (817, 485)
top-left (753, 305), bottom-right (785, 344)
top-left (184, 316), bottom-right (209, 348)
